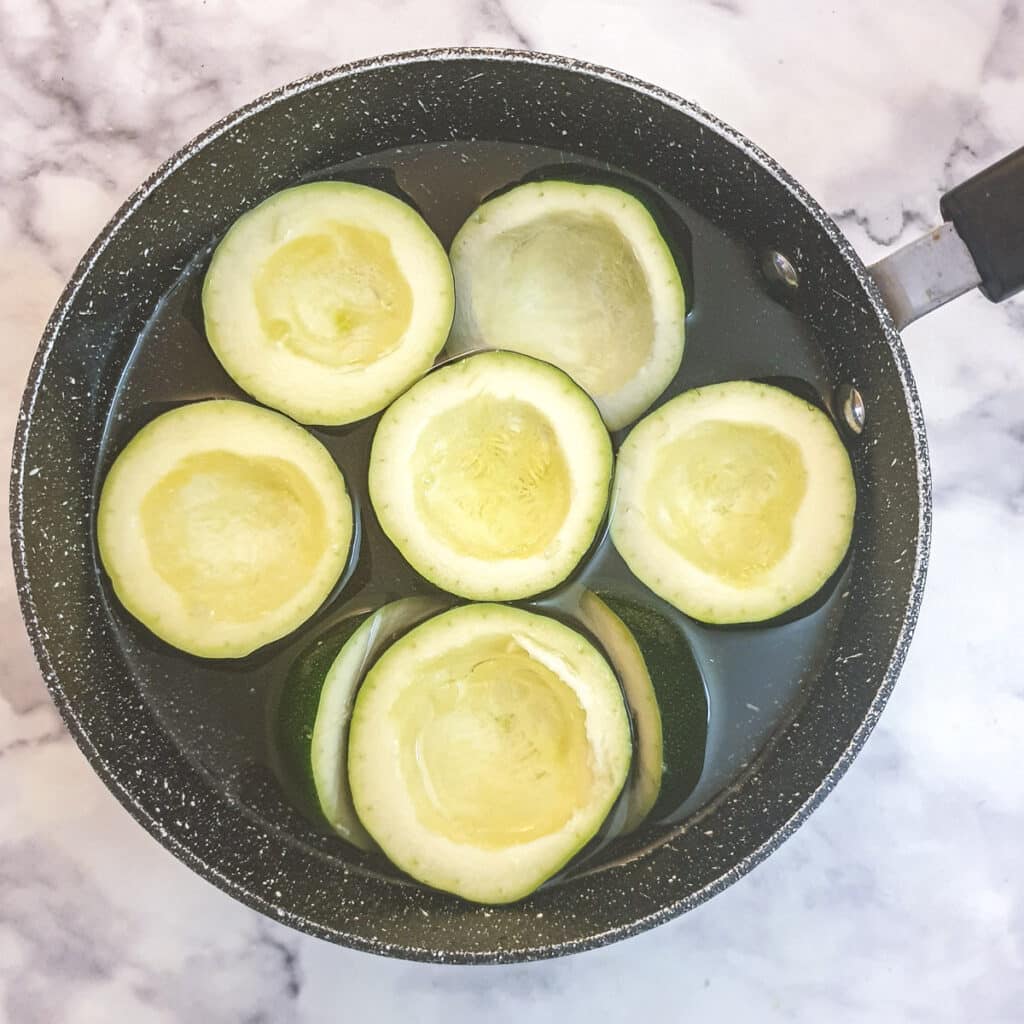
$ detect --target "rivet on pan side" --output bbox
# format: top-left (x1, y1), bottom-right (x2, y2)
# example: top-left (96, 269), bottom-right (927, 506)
top-left (761, 250), bottom-right (799, 289)
top-left (837, 384), bottom-right (866, 434)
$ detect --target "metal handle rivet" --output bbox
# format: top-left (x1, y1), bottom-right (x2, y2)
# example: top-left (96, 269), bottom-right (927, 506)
top-left (837, 384), bottom-right (866, 434)
top-left (761, 250), bottom-right (799, 289)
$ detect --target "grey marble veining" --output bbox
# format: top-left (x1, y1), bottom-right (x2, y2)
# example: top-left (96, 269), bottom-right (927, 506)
top-left (1, 2), bottom-right (1022, 1021)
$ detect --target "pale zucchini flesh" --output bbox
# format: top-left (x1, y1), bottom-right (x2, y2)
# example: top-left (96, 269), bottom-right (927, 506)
top-left (202, 182), bottom-right (454, 425)
top-left (448, 181), bottom-right (686, 431)
top-left (611, 382), bottom-right (856, 624)
top-left (347, 604), bottom-right (632, 904)
top-left (369, 351), bottom-right (613, 601)
top-left (97, 400), bottom-right (354, 658)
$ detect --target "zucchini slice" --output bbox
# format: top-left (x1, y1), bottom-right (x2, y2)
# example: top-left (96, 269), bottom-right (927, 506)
top-left (310, 596), bottom-right (449, 850)
top-left (447, 181), bottom-right (686, 431)
top-left (575, 590), bottom-right (662, 834)
top-left (202, 182), bottom-right (454, 425)
top-left (273, 612), bottom-right (365, 831)
top-left (347, 604), bottom-right (632, 904)
top-left (97, 400), bottom-right (353, 658)
top-left (595, 594), bottom-right (708, 822)
top-left (369, 350), bottom-right (612, 600)
top-left (611, 381), bottom-right (856, 624)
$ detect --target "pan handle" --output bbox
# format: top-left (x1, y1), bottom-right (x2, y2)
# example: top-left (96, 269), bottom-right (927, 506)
top-left (868, 145), bottom-right (1024, 330)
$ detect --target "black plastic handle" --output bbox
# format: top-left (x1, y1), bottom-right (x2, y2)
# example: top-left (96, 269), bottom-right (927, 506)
top-left (940, 145), bottom-right (1024, 303)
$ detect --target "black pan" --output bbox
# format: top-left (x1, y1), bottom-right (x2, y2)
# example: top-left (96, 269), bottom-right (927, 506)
top-left (10, 49), bottom-right (1024, 964)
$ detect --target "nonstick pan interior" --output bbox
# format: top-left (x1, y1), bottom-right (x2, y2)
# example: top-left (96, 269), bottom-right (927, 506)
top-left (10, 50), bottom-right (929, 963)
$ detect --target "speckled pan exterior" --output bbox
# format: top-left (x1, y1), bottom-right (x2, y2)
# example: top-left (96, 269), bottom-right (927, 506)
top-left (9, 49), bottom-right (930, 964)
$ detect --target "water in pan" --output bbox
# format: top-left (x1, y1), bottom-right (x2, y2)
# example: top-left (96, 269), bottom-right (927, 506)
top-left (94, 139), bottom-right (853, 886)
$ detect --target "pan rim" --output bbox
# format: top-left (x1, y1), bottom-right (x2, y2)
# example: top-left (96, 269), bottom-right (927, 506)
top-left (9, 46), bottom-right (932, 964)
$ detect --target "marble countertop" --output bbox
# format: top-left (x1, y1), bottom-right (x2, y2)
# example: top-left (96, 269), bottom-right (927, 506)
top-left (2, 2), bottom-right (1022, 1020)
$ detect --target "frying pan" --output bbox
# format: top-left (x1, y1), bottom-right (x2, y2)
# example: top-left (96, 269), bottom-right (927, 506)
top-left (10, 48), bottom-right (1024, 964)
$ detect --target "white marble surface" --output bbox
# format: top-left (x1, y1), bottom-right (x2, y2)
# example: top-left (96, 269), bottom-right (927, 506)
top-left (2, 1), bottom-right (1023, 1020)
